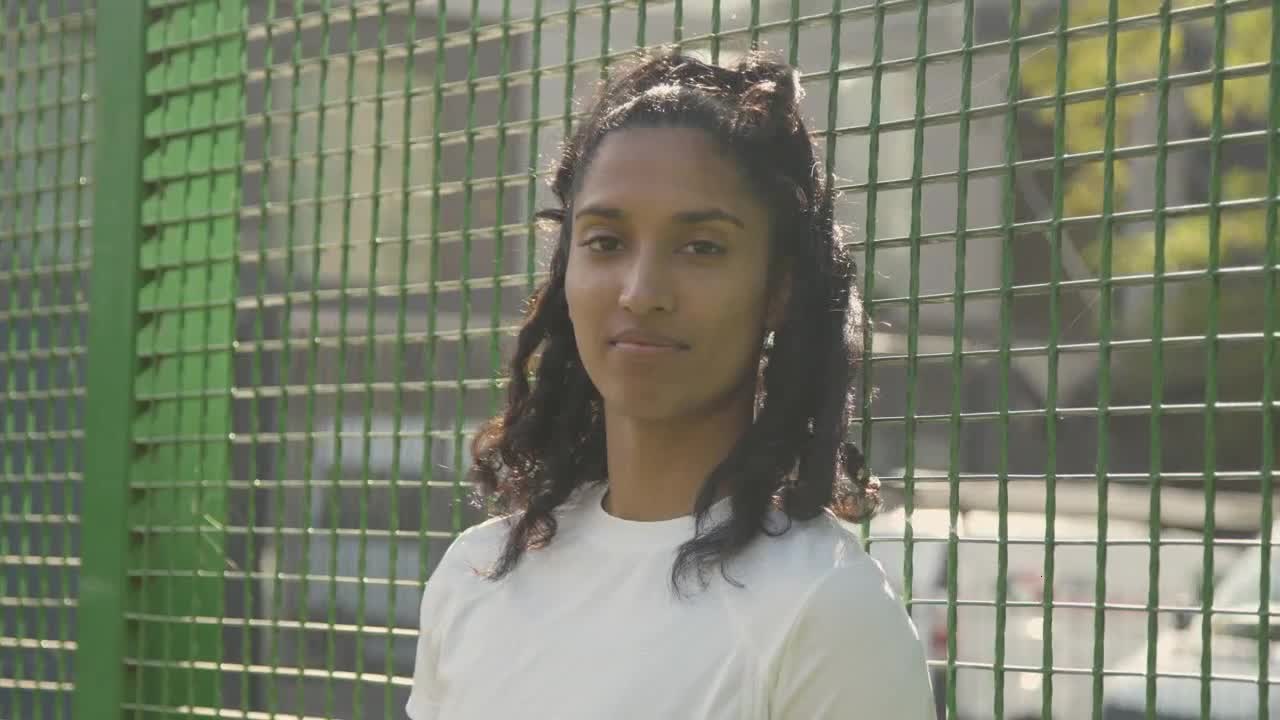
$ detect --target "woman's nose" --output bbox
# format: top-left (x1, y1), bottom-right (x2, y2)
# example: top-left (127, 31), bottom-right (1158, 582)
top-left (618, 252), bottom-right (675, 315)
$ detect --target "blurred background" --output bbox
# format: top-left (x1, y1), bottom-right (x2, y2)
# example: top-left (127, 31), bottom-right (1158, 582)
top-left (1, 0), bottom-right (1277, 719)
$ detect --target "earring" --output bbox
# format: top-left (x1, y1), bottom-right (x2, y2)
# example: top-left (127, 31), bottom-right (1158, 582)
top-left (763, 330), bottom-right (776, 351)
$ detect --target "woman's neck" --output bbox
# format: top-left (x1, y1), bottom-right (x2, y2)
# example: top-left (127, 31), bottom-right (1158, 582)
top-left (601, 394), bottom-right (753, 522)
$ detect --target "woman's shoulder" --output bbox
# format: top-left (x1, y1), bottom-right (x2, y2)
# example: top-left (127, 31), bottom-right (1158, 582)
top-left (730, 509), bottom-right (918, 671)
top-left (434, 483), bottom-right (599, 574)
top-left (748, 505), bottom-right (877, 577)
top-left (432, 514), bottom-right (515, 583)
top-left (721, 507), bottom-right (890, 614)
top-left (763, 513), bottom-right (934, 719)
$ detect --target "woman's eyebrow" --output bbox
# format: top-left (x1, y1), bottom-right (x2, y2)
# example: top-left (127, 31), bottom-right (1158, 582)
top-left (574, 204), bottom-right (744, 229)
top-left (574, 204), bottom-right (625, 221)
top-left (671, 208), bottom-right (744, 229)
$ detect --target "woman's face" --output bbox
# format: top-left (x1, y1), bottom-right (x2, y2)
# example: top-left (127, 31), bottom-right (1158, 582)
top-left (565, 126), bottom-right (786, 422)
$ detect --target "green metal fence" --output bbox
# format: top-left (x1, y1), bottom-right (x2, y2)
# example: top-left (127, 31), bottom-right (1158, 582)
top-left (1, 0), bottom-right (1278, 719)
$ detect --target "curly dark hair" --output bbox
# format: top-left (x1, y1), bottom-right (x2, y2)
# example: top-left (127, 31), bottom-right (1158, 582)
top-left (467, 48), bottom-right (878, 595)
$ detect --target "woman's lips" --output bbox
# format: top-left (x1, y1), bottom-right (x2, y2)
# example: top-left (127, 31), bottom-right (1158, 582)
top-left (610, 340), bottom-right (685, 354)
top-left (608, 328), bottom-right (689, 350)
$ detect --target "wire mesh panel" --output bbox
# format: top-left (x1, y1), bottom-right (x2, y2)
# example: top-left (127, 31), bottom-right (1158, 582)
top-left (840, 1), bottom-right (1278, 718)
top-left (227, 3), bottom-right (539, 717)
top-left (0, 1), bottom-right (1277, 719)
top-left (216, 2), bottom-right (1275, 720)
top-left (0, 2), bottom-right (94, 719)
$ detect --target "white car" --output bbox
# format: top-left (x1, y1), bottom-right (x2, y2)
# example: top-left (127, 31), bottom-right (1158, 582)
top-left (862, 501), bottom-right (1219, 720)
top-left (1102, 524), bottom-right (1280, 720)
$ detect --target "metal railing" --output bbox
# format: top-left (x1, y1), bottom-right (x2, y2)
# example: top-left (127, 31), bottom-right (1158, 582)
top-left (1, 1), bottom-right (1277, 718)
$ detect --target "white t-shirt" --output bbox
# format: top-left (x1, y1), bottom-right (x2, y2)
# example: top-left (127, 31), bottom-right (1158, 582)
top-left (406, 481), bottom-right (935, 719)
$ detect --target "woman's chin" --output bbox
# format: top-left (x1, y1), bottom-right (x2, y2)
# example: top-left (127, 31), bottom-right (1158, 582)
top-left (602, 394), bottom-right (685, 423)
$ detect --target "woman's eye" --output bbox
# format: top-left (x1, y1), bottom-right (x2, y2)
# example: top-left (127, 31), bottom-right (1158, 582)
top-left (683, 239), bottom-right (725, 256)
top-left (583, 234), bottom-right (622, 252)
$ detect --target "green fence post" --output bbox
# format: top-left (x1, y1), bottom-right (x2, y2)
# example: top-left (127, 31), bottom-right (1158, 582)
top-left (73, 2), bottom-right (246, 718)
top-left (74, 3), bottom-right (149, 719)
top-left (127, 0), bottom-right (246, 715)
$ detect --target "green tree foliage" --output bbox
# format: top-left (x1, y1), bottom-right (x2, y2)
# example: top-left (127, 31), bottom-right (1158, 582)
top-left (1019, 1), bottom-right (1276, 477)
top-left (1021, 0), bottom-right (1272, 274)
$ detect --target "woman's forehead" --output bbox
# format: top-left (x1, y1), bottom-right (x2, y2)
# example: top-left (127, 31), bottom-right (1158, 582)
top-left (575, 127), bottom-right (763, 217)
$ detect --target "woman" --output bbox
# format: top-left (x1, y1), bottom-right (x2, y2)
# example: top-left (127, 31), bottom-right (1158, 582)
top-left (407, 49), bottom-right (936, 719)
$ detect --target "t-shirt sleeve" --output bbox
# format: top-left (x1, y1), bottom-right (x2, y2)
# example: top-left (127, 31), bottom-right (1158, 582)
top-left (769, 558), bottom-right (937, 720)
top-left (405, 537), bottom-right (467, 720)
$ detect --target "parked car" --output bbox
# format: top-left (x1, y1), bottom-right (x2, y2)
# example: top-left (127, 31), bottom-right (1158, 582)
top-left (866, 498), bottom-right (1225, 720)
top-left (295, 415), bottom-right (477, 673)
top-left (253, 415), bottom-right (481, 719)
top-left (1102, 522), bottom-right (1280, 720)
